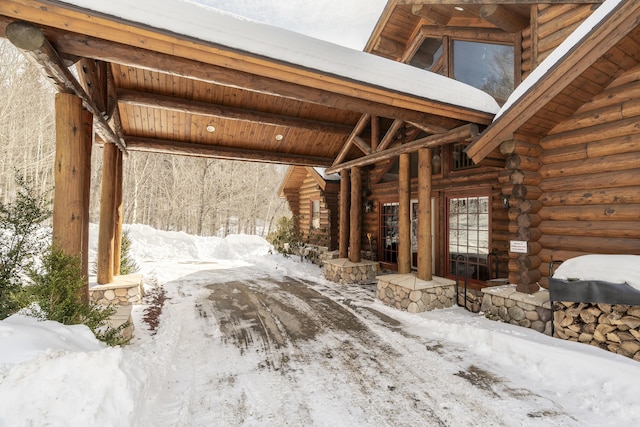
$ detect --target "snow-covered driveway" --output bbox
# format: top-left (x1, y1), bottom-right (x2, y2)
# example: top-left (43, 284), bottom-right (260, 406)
top-left (134, 262), bottom-right (577, 427)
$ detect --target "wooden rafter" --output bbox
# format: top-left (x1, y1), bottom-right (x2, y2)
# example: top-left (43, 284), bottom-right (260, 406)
top-left (5, 21), bottom-right (126, 152)
top-left (116, 89), bottom-right (353, 135)
top-left (0, 13), bottom-right (492, 125)
top-left (125, 136), bottom-right (333, 167)
top-left (325, 123), bottom-right (478, 174)
top-left (480, 4), bottom-right (529, 33)
top-left (332, 114), bottom-right (371, 166)
top-left (376, 119), bottom-right (405, 152)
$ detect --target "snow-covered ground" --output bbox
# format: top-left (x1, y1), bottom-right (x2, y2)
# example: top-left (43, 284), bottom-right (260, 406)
top-left (1, 224), bottom-right (640, 426)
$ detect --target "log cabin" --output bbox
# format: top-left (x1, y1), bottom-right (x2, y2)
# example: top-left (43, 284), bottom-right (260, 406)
top-left (278, 166), bottom-right (340, 252)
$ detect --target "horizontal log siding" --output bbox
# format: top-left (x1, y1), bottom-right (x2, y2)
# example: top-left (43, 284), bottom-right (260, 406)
top-left (298, 175), bottom-right (335, 248)
top-left (536, 68), bottom-right (640, 287)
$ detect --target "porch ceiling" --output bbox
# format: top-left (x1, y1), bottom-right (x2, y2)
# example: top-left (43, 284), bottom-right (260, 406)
top-left (0, 0), bottom-right (496, 169)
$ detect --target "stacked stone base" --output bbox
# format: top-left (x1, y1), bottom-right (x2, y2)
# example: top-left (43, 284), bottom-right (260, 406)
top-left (376, 274), bottom-right (456, 313)
top-left (323, 258), bottom-right (378, 284)
top-left (481, 285), bottom-right (552, 335)
top-left (553, 302), bottom-right (640, 361)
top-left (89, 274), bottom-right (144, 306)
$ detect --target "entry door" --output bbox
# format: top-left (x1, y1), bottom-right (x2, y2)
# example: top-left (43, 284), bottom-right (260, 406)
top-left (411, 198), bottom-right (435, 271)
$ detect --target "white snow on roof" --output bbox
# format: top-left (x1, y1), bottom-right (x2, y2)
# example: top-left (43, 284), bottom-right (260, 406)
top-left (59, 0), bottom-right (499, 115)
top-left (495, 0), bottom-right (623, 120)
top-left (313, 167), bottom-right (340, 181)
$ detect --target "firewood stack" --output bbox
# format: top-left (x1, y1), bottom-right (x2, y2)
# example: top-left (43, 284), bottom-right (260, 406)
top-left (553, 302), bottom-right (640, 361)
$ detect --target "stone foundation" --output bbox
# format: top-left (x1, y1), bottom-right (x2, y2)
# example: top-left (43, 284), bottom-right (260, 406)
top-left (89, 274), bottom-right (144, 306)
top-left (481, 285), bottom-right (552, 335)
top-left (323, 258), bottom-right (378, 284)
top-left (553, 302), bottom-right (640, 361)
top-left (376, 274), bottom-right (456, 313)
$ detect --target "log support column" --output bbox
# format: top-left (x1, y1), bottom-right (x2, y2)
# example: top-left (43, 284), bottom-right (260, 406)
top-left (81, 110), bottom-right (93, 292)
top-left (398, 154), bottom-right (411, 274)
top-left (501, 138), bottom-right (543, 294)
top-left (112, 150), bottom-right (123, 275)
top-left (349, 166), bottom-right (362, 263)
top-left (97, 143), bottom-right (118, 284)
top-left (53, 92), bottom-right (89, 299)
top-left (339, 169), bottom-right (350, 259)
top-left (417, 148), bottom-right (433, 281)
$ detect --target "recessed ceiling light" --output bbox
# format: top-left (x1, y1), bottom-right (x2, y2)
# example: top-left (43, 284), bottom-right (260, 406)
top-left (206, 125), bottom-right (215, 133)
top-left (454, 6), bottom-right (464, 11)
top-left (275, 134), bottom-right (283, 141)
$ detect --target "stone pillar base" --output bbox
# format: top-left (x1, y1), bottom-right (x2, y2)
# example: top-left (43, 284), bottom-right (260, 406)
top-left (89, 273), bottom-right (144, 306)
top-left (480, 284), bottom-right (552, 334)
top-left (323, 258), bottom-right (378, 284)
top-left (376, 274), bottom-right (456, 313)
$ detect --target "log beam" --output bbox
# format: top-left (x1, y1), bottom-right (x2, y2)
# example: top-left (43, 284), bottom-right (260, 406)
top-left (117, 88), bottom-right (354, 136)
top-left (376, 119), bottom-right (405, 152)
top-left (349, 167), bottom-right (362, 263)
top-left (480, 5), bottom-right (529, 33)
top-left (326, 124), bottom-right (478, 174)
top-left (411, 5), bottom-right (451, 26)
top-left (125, 136), bottom-right (333, 167)
top-left (5, 21), bottom-right (126, 152)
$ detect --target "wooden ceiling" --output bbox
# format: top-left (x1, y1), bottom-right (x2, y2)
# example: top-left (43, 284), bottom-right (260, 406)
top-left (0, 0), bottom-right (497, 169)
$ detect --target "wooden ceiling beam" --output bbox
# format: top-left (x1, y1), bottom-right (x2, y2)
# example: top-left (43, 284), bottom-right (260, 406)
top-left (325, 123), bottom-right (479, 174)
top-left (376, 119), bottom-right (405, 152)
top-left (480, 4), bottom-right (529, 33)
top-left (116, 89), bottom-right (353, 135)
top-left (412, 5), bottom-right (451, 26)
top-left (124, 136), bottom-right (333, 167)
top-left (332, 114), bottom-right (370, 166)
top-left (5, 21), bottom-right (126, 152)
top-left (4, 20), bottom-right (486, 125)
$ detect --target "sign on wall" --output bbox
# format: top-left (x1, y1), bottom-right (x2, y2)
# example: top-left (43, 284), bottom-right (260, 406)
top-left (510, 240), bottom-right (528, 254)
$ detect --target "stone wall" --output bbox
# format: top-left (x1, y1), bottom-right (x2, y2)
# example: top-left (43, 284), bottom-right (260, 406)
top-left (323, 259), bottom-right (378, 284)
top-left (376, 274), bottom-right (456, 313)
top-left (553, 302), bottom-right (640, 361)
top-left (481, 285), bottom-right (552, 335)
top-left (89, 274), bottom-right (144, 306)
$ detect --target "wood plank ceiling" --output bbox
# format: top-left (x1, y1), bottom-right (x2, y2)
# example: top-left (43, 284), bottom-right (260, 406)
top-left (0, 0), bottom-right (499, 168)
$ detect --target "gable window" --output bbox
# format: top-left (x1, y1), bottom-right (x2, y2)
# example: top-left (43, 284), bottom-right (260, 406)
top-left (447, 193), bottom-right (490, 282)
top-left (451, 142), bottom-right (476, 171)
top-left (408, 28), bottom-right (516, 104)
top-left (311, 199), bottom-right (320, 230)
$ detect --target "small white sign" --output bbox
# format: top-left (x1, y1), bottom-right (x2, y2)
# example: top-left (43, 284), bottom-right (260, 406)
top-left (510, 240), bottom-right (528, 254)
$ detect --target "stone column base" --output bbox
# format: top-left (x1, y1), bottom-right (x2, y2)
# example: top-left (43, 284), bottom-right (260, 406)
top-left (323, 258), bottom-right (378, 284)
top-left (376, 274), bottom-right (456, 313)
top-left (89, 273), bottom-right (144, 306)
top-left (480, 285), bottom-right (552, 334)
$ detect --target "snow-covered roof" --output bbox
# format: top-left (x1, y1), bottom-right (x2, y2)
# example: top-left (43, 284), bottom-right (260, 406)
top-left (58, 0), bottom-right (499, 115)
top-left (313, 168), bottom-right (340, 182)
top-left (495, 0), bottom-right (623, 120)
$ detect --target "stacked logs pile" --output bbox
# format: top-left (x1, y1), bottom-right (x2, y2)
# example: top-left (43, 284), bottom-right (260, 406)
top-left (553, 301), bottom-right (640, 361)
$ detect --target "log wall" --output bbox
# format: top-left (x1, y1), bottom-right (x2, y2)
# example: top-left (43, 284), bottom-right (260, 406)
top-left (524, 4), bottom-right (594, 79)
top-left (534, 66), bottom-right (640, 287)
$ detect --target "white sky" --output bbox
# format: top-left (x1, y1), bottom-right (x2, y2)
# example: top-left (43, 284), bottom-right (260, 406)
top-left (192, 0), bottom-right (388, 49)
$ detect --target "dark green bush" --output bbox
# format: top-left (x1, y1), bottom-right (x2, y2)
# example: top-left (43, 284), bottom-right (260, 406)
top-left (0, 175), bottom-right (50, 319)
top-left (266, 216), bottom-right (304, 257)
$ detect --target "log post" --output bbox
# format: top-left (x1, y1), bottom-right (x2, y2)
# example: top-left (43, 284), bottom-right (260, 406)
top-left (349, 166), bottom-right (362, 263)
top-left (97, 143), bottom-right (118, 284)
top-left (398, 154), bottom-right (411, 273)
top-left (81, 109), bottom-right (93, 299)
top-left (339, 169), bottom-right (350, 259)
top-left (417, 148), bottom-right (433, 281)
top-left (53, 93), bottom-right (87, 297)
top-left (112, 149), bottom-right (123, 275)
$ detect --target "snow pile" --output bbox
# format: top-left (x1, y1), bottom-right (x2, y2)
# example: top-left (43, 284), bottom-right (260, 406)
top-left (552, 254), bottom-right (640, 290)
top-left (2, 225), bottom-right (640, 426)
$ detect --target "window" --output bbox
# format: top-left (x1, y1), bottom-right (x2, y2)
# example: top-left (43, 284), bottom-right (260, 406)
top-left (453, 40), bottom-right (514, 102)
top-left (380, 202), bottom-right (399, 264)
top-left (451, 143), bottom-right (476, 171)
top-left (409, 31), bottom-right (515, 104)
top-left (447, 195), bottom-right (490, 282)
top-left (311, 200), bottom-right (320, 230)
